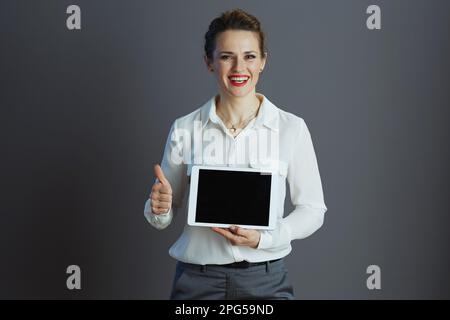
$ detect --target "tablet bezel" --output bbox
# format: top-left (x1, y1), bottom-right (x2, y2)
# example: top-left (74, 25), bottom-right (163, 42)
top-left (187, 165), bottom-right (278, 230)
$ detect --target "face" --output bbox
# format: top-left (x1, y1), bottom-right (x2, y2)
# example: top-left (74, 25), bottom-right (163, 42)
top-left (205, 30), bottom-right (266, 98)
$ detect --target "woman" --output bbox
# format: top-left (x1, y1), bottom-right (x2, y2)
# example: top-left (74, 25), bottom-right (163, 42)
top-left (144, 8), bottom-right (327, 300)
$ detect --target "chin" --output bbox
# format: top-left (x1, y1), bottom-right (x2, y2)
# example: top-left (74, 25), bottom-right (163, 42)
top-left (225, 87), bottom-right (254, 97)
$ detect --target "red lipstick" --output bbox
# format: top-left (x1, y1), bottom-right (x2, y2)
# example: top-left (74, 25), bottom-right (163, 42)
top-left (228, 74), bottom-right (250, 87)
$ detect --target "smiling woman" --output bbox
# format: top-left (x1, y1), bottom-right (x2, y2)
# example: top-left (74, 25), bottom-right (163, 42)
top-left (144, 8), bottom-right (328, 300)
top-left (202, 9), bottom-right (267, 137)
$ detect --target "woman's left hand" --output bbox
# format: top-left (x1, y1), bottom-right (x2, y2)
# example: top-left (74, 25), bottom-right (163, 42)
top-left (211, 226), bottom-right (261, 249)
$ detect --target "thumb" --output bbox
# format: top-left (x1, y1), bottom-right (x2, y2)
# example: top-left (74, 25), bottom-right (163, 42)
top-left (154, 164), bottom-right (169, 185)
top-left (230, 226), bottom-right (243, 235)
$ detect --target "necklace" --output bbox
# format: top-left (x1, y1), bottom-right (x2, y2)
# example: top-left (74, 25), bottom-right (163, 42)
top-left (228, 112), bottom-right (258, 133)
top-left (218, 107), bottom-right (259, 135)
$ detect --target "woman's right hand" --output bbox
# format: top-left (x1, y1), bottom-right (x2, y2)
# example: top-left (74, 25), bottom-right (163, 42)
top-left (150, 164), bottom-right (173, 215)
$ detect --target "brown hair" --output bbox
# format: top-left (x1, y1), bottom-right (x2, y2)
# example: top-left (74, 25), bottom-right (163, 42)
top-left (204, 8), bottom-right (267, 61)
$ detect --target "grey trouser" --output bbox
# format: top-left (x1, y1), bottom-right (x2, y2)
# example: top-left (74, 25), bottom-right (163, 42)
top-left (170, 259), bottom-right (295, 300)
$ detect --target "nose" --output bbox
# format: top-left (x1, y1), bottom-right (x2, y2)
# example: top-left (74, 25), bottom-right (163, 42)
top-left (233, 56), bottom-right (246, 73)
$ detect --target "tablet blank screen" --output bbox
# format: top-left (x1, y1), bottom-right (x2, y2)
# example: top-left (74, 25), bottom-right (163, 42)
top-left (195, 169), bottom-right (271, 226)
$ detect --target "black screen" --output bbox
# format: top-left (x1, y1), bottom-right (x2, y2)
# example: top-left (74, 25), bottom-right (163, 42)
top-left (195, 169), bottom-right (272, 226)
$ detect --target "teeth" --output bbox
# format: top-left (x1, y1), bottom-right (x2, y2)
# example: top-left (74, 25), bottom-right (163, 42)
top-left (229, 77), bottom-right (249, 81)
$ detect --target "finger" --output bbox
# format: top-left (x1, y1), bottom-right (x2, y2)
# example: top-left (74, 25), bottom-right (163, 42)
top-left (152, 207), bottom-right (170, 214)
top-left (151, 183), bottom-right (163, 194)
top-left (151, 199), bottom-right (172, 207)
top-left (151, 199), bottom-right (171, 208)
top-left (151, 193), bottom-right (172, 202)
top-left (157, 193), bottom-right (172, 201)
top-left (211, 227), bottom-right (233, 239)
top-left (211, 227), bottom-right (241, 243)
top-left (151, 182), bottom-right (172, 196)
top-left (152, 202), bottom-right (171, 212)
top-left (149, 187), bottom-right (172, 201)
top-left (230, 226), bottom-right (250, 237)
top-left (154, 164), bottom-right (169, 186)
top-left (159, 184), bottom-right (173, 194)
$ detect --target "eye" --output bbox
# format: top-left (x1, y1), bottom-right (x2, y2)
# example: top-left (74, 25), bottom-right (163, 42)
top-left (245, 55), bottom-right (256, 59)
top-left (220, 55), bottom-right (231, 60)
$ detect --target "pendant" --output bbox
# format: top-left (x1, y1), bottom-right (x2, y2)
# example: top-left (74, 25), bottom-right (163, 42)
top-left (230, 126), bottom-right (236, 133)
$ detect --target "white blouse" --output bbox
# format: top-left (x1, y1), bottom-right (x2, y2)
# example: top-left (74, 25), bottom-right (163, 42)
top-left (144, 93), bottom-right (328, 265)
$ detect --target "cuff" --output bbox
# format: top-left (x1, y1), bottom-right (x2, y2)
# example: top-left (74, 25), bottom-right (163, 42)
top-left (257, 230), bottom-right (273, 250)
top-left (256, 219), bottom-right (293, 250)
top-left (144, 198), bottom-right (173, 229)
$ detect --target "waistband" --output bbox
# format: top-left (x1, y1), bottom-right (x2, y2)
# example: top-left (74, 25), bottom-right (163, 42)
top-left (180, 258), bottom-right (282, 270)
top-left (216, 258), bottom-right (282, 268)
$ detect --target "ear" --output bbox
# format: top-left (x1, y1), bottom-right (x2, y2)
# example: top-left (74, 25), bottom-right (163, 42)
top-left (260, 51), bottom-right (268, 71)
top-left (204, 55), bottom-right (214, 72)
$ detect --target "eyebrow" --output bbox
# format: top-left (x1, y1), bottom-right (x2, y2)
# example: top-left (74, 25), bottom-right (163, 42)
top-left (218, 51), bottom-right (258, 55)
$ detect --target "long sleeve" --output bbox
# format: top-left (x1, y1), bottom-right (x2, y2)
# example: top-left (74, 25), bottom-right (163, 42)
top-left (258, 119), bottom-right (327, 250)
top-left (144, 120), bottom-right (189, 230)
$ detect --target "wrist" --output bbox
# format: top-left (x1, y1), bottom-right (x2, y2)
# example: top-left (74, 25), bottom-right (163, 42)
top-left (252, 232), bottom-right (261, 249)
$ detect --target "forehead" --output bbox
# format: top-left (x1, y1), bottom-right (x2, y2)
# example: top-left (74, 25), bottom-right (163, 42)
top-left (215, 30), bottom-right (260, 52)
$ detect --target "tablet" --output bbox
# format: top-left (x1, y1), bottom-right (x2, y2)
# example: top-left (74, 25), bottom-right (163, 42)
top-left (187, 165), bottom-right (278, 230)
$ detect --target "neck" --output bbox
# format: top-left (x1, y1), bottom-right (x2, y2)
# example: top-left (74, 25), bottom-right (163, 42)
top-left (215, 92), bottom-right (262, 125)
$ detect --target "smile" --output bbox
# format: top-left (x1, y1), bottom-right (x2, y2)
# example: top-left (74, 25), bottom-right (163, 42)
top-left (228, 75), bottom-right (250, 87)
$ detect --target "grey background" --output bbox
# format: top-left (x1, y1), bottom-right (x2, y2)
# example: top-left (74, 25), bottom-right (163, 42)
top-left (1, 0), bottom-right (449, 299)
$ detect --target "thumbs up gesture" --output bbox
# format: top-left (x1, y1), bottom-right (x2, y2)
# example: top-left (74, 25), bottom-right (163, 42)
top-left (150, 164), bottom-right (173, 215)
